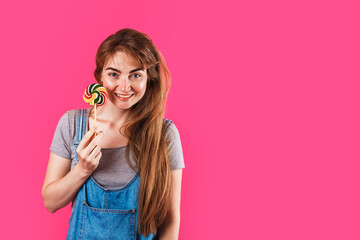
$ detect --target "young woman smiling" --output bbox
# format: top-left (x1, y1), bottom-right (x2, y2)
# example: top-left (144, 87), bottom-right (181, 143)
top-left (42, 28), bottom-right (185, 240)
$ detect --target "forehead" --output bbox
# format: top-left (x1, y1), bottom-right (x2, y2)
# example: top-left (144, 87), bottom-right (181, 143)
top-left (104, 51), bottom-right (141, 69)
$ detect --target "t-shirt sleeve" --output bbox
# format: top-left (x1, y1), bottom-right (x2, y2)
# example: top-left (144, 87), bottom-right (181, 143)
top-left (166, 122), bottom-right (185, 170)
top-left (49, 112), bottom-right (72, 160)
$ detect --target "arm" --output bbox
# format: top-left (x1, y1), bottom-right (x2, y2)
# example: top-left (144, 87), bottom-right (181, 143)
top-left (42, 125), bottom-right (104, 213)
top-left (41, 152), bottom-right (91, 213)
top-left (157, 169), bottom-right (183, 240)
top-left (43, 111), bottom-right (104, 213)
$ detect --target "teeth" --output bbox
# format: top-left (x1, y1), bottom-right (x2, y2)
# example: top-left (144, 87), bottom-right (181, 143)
top-left (115, 93), bottom-right (132, 98)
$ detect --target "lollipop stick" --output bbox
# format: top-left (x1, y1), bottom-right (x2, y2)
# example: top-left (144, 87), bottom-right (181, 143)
top-left (94, 104), bottom-right (97, 126)
top-left (94, 104), bottom-right (97, 137)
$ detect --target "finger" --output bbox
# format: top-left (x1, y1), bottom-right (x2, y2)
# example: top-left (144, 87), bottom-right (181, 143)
top-left (89, 146), bottom-right (101, 160)
top-left (89, 145), bottom-right (101, 160)
top-left (87, 130), bottom-right (103, 151)
top-left (77, 126), bottom-right (99, 152)
top-left (84, 131), bottom-right (104, 157)
top-left (95, 151), bottom-right (102, 162)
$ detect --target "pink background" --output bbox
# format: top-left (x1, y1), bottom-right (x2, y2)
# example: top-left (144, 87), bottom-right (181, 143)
top-left (1, 0), bottom-right (359, 239)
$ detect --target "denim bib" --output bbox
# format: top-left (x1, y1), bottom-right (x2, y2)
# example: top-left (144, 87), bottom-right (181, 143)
top-left (66, 109), bottom-right (157, 240)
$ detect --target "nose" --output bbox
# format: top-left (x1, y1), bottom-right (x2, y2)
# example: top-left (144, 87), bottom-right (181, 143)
top-left (118, 75), bottom-right (131, 92)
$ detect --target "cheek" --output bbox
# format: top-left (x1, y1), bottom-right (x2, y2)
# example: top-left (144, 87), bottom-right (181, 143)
top-left (133, 80), bottom-right (147, 93)
top-left (103, 79), bottom-right (116, 89)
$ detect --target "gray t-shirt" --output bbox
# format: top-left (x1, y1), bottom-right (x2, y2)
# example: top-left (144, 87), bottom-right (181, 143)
top-left (49, 108), bottom-right (185, 190)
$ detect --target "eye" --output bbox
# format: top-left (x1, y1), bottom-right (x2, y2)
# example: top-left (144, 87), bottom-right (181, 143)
top-left (132, 74), bottom-right (141, 78)
top-left (109, 72), bottom-right (118, 77)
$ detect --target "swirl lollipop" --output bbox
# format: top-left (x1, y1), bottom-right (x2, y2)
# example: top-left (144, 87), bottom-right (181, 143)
top-left (83, 83), bottom-right (107, 130)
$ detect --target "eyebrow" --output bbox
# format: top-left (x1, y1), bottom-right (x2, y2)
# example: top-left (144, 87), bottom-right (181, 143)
top-left (105, 67), bottom-right (143, 73)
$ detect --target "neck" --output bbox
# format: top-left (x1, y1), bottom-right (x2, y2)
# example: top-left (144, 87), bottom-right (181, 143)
top-left (90, 101), bottom-right (130, 128)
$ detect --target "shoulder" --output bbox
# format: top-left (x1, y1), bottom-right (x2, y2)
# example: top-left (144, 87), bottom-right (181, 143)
top-left (163, 118), bottom-right (175, 133)
top-left (65, 108), bottom-right (87, 117)
top-left (163, 118), bottom-right (181, 141)
top-left (66, 109), bottom-right (79, 115)
top-left (163, 118), bottom-right (174, 126)
top-left (57, 109), bottom-right (77, 125)
top-left (56, 108), bottom-right (87, 132)
top-left (62, 108), bottom-right (90, 121)
top-left (58, 109), bottom-right (78, 118)
top-left (162, 118), bottom-right (185, 169)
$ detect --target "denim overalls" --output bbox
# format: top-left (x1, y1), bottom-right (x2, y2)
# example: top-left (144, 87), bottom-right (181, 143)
top-left (66, 109), bottom-right (157, 240)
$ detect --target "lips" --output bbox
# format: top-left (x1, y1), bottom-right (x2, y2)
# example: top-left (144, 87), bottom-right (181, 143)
top-left (114, 93), bottom-right (134, 101)
top-left (115, 93), bottom-right (134, 98)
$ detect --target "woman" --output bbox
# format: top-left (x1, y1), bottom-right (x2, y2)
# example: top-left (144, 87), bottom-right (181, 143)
top-left (42, 28), bottom-right (185, 239)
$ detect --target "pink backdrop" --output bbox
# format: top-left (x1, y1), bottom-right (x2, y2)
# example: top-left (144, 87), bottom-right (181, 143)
top-left (1, 0), bottom-right (359, 239)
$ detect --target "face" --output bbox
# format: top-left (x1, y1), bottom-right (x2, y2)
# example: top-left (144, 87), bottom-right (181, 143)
top-left (100, 51), bottom-right (147, 110)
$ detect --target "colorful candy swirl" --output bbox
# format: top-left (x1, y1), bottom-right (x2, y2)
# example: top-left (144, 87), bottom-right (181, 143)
top-left (83, 83), bottom-right (107, 106)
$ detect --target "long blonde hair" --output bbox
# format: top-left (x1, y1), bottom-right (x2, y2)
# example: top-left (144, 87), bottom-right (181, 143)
top-left (93, 28), bottom-right (172, 236)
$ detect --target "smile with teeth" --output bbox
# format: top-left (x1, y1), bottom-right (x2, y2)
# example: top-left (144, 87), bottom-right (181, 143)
top-left (115, 93), bottom-right (134, 98)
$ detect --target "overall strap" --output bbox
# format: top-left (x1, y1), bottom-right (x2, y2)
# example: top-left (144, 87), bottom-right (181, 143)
top-left (74, 109), bottom-right (87, 164)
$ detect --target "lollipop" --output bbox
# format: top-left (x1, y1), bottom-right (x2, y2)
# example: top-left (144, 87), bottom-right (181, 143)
top-left (83, 83), bottom-right (107, 131)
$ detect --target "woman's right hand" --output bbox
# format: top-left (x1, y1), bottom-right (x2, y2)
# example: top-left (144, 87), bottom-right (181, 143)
top-left (76, 126), bottom-right (104, 175)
